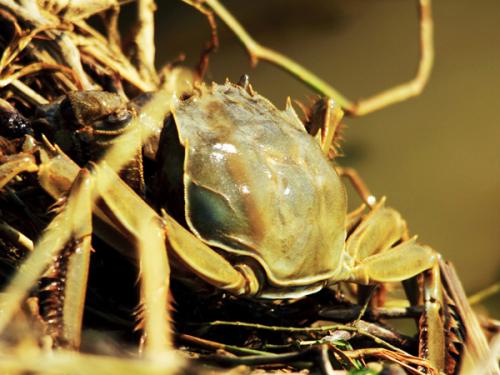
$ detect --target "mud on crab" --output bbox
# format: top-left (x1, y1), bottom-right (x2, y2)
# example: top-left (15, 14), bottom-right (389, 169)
top-left (0, 78), bottom-right (447, 370)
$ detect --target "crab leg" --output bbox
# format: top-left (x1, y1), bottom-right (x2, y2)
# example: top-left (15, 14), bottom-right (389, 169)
top-left (335, 167), bottom-right (377, 208)
top-left (0, 153), bottom-right (38, 189)
top-left (92, 163), bottom-right (171, 357)
top-left (344, 198), bottom-right (408, 262)
top-left (161, 212), bottom-right (251, 295)
top-left (0, 169), bottom-right (92, 345)
top-left (89, 163), bottom-right (251, 297)
top-left (354, 256), bottom-right (445, 372)
top-left (71, 163), bottom-right (255, 351)
top-left (305, 97), bottom-right (344, 156)
top-left (439, 260), bottom-right (499, 374)
top-left (340, 199), bottom-right (445, 371)
top-left (47, 170), bottom-right (93, 349)
top-left (0, 144), bottom-right (96, 347)
top-left (0, 140), bottom-right (249, 353)
top-left (420, 260), bottom-right (445, 372)
top-left (0, 160), bottom-right (172, 357)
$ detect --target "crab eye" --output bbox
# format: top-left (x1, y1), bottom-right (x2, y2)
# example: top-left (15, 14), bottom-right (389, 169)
top-left (103, 109), bottom-right (133, 129)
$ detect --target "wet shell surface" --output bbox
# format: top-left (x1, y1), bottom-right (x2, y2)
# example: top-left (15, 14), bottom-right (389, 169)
top-left (170, 82), bottom-right (347, 289)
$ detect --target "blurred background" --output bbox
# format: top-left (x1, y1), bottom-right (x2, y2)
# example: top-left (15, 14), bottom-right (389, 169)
top-left (132, 1), bottom-right (499, 315)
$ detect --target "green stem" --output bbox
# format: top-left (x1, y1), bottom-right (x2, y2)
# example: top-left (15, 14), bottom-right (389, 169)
top-left (191, 0), bottom-right (434, 117)
top-left (199, 0), bottom-right (350, 108)
top-left (207, 320), bottom-right (409, 355)
top-left (468, 281), bottom-right (500, 305)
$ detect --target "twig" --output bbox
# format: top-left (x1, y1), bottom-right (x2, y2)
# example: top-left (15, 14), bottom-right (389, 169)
top-left (196, 344), bottom-right (341, 372)
top-left (56, 0), bottom-right (121, 21)
top-left (0, 0), bottom-right (57, 26)
top-left (318, 345), bottom-right (337, 375)
top-left (353, 320), bottom-right (413, 350)
top-left (134, 0), bottom-right (158, 85)
top-left (103, 5), bottom-right (122, 52)
top-left (178, 333), bottom-right (274, 356)
top-left (0, 23), bottom-right (61, 74)
top-left (0, 0), bottom-right (93, 90)
top-left (353, 285), bottom-right (377, 326)
top-left (0, 7), bottom-right (80, 92)
top-left (327, 344), bottom-right (360, 371)
top-left (10, 79), bottom-right (48, 105)
top-left (182, 0), bottom-right (219, 79)
top-left (206, 320), bottom-right (409, 355)
top-left (196, 0), bottom-right (433, 116)
top-left (468, 281), bottom-right (500, 305)
top-left (345, 348), bottom-right (437, 375)
top-left (0, 220), bottom-right (33, 253)
top-left (72, 29), bottom-right (156, 92)
top-left (198, 348), bottom-right (310, 368)
top-left (52, 31), bottom-right (93, 90)
top-left (350, 0), bottom-right (434, 116)
top-left (0, 62), bottom-right (80, 90)
top-left (190, 0), bottom-right (348, 104)
top-left (319, 305), bottom-right (424, 321)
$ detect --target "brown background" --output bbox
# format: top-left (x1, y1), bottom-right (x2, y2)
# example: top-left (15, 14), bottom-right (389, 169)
top-left (143, 0), bottom-right (499, 315)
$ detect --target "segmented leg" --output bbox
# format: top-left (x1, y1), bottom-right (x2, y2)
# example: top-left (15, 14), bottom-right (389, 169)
top-left (440, 259), bottom-right (498, 374)
top-left (0, 143), bottom-right (170, 355)
top-left (67, 163), bottom-right (254, 353)
top-left (161, 211), bottom-right (252, 295)
top-left (341, 198), bottom-right (445, 371)
top-left (0, 153), bottom-right (38, 189)
top-left (38, 170), bottom-right (92, 349)
top-left (305, 97), bottom-right (344, 156)
top-left (0, 83), bottom-right (193, 357)
top-left (87, 163), bottom-right (251, 298)
top-left (0, 139), bottom-right (92, 348)
top-left (0, 169), bottom-right (92, 347)
top-left (0, 163), bottom-right (172, 358)
top-left (92, 163), bottom-right (171, 357)
top-left (335, 166), bottom-right (376, 207)
top-left (420, 260), bottom-right (445, 372)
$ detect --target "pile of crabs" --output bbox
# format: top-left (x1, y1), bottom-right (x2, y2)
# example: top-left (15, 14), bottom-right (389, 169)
top-left (0, 1), bottom-right (493, 374)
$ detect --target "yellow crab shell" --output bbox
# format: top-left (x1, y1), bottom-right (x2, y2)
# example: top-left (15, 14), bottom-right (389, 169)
top-left (166, 82), bottom-right (347, 296)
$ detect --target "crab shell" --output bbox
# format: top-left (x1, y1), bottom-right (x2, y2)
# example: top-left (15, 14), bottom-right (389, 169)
top-left (162, 82), bottom-right (347, 297)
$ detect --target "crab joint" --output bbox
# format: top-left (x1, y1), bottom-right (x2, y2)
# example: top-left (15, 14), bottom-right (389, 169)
top-left (235, 263), bottom-right (260, 296)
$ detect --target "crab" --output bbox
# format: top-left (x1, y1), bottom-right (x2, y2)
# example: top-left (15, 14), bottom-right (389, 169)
top-left (0, 79), bottom-right (446, 369)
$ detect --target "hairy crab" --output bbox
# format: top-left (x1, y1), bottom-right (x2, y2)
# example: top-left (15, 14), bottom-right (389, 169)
top-left (0, 79), bottom-right (447, 370)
